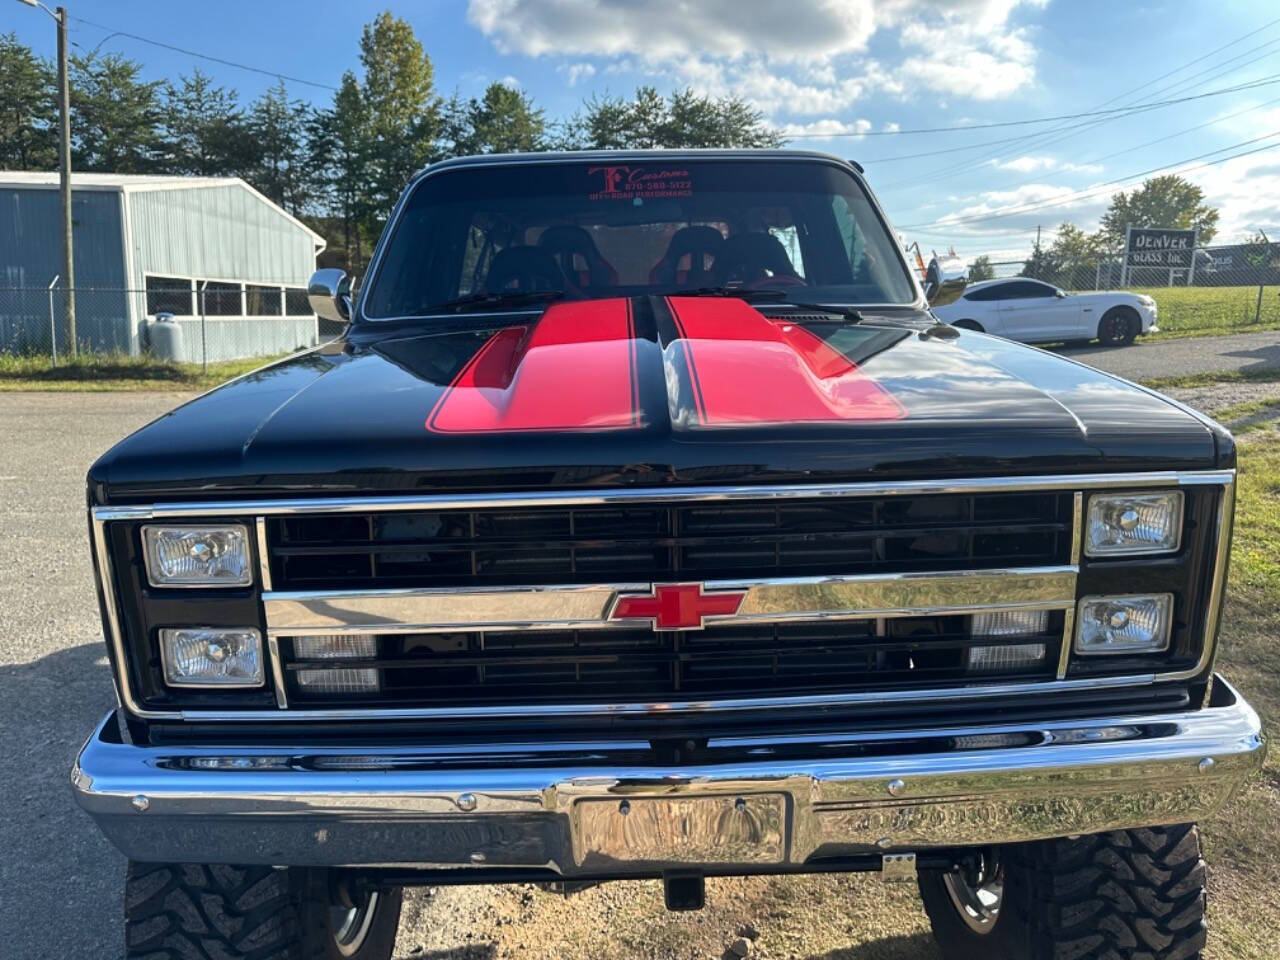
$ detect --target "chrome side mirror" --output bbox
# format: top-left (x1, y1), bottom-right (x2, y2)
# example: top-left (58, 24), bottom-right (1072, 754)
top-left (308, 268), bottom-right (352, 326)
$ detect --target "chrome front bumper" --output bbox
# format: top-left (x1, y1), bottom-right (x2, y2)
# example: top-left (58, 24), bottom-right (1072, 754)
top-left (72, 677), bottom-right (1265, 874)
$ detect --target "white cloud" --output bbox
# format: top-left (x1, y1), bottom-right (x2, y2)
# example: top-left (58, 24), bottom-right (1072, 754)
top-left (558, 61), bottom-right (597, 86)
top-left (466, 0), bottom-right (1047, 115)
top-left (883, 121), bottom-right (901, 133)
top-left (1177, 148), bottom-right (1280, 242)
top-left (498, 75), bottom-right (521, 89)
top-left (780, 118), bottom-right (874, 139)
top-left (992, 155), bottom-right (1104, 173)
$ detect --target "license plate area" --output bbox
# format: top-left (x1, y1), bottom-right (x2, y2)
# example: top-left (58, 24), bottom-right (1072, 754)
top-left (574, 794), bottom-right (787, 867)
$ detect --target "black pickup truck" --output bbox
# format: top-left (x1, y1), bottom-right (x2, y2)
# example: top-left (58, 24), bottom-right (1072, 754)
top-left (74, 151), bottom-right (1263, 960)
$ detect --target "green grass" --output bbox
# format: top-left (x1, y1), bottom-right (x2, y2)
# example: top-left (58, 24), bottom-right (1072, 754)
top-left (1198, 421), bottom-right (1280, 957)
top-left (1133, 284), bottom-right (1280, 340)
top-left (0, 351), bottom-right (290, 391)
top-left (1141, 368), bottom-right (1280, 391)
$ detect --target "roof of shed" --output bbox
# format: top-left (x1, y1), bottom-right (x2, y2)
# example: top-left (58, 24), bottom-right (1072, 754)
top-left (0, 171), bottom-right (325, 249)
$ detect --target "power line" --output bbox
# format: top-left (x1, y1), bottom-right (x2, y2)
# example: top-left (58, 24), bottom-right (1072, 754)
top-left (790, 74), bottom-right (1280, 138)
top-left (69, 16), bottom-right (339, 91)
top-left (864, 85), bottom-right (1279, 166)
top-left (869, 15), bottom-right (1280, 180)
top-left (897, 132), bottom-right (1280, 230)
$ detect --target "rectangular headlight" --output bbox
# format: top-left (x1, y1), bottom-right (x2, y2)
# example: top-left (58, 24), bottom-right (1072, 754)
top-left (1086, 492), bottom-right (1183, 557)
top-left (160, 627), bottom-right (264, 687)
top-left (142, 524), bottom-right (252, 587)
top-left (1075, 594), bottom-right (1173, 655)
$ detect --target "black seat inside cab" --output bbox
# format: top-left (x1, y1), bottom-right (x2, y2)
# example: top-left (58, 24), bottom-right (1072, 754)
top-left (714, 232), bottom-right (800, 285)
top-left (484, 246), bottom-right (567, 293)
top-left (537, 226), bottom-right (618, 289)
top-left (650, 225), bottom-right (725, 286)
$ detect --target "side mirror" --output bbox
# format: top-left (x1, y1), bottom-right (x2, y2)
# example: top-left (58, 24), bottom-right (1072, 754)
top-left (1055, 289), bottom-right (1067, 299)
top-left (308, 268), bottom-right (352, 326)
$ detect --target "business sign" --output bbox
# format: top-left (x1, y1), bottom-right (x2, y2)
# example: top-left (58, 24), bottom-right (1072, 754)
top-left (1125, 227), bottom-right (1197, 268)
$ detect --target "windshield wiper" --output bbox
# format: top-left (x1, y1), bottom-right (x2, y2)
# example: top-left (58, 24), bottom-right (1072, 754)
top-left (423, 289), bottom-right (566, 314)
top-left (772, 301), bottom-right (866, 323)
top-left (671, 286), bottom-right (791, 302)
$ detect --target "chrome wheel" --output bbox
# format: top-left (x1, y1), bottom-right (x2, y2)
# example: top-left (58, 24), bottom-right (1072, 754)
top-left (942, 854), bottom-right (1003, 934)
top-left (331, 889), bottom-right (380, 956)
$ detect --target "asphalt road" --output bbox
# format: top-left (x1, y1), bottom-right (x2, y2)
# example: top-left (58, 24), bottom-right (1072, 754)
top-left (1055, 329), bottom-right (1280, 380)
top-left (2, 331), bottom-right (1278, 958)
top-left (0, 393), bottom-right (193, 959)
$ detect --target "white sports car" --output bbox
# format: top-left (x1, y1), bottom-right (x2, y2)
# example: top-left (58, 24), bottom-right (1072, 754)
top-left (930, 278), bottom-right (1159, 346)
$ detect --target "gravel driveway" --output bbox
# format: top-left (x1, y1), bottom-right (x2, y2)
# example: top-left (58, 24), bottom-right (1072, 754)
top-left (1056, 329), bottom-right (1280, 381)
top-left (1, 340), bottom-right (1274, 958)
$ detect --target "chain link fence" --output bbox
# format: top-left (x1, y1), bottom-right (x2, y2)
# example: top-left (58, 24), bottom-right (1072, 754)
top-left (0, 284), bottom-right (330, 367)
top-left (981, 242), bottom-right (1280, 335)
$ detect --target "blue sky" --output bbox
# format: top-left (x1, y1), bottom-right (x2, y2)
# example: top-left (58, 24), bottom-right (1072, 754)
top-left (5, 0), bottom-right (1278, 261)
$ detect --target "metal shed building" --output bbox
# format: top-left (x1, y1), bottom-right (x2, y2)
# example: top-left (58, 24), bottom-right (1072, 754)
top-left (0, 172), bottom-right (325, 362)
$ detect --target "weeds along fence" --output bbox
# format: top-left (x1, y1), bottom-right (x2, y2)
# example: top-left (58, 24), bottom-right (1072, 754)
top-left (983, 244), bottom-right (1280, 336)
top-left (0, 284), bottom-right (336, 366)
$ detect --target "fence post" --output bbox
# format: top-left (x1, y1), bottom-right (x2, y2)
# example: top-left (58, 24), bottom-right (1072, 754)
top-left (1256, 285), bottom-right (1265, 325)
top-left (46, 274), bottom-right (60, 366)
top-left (198, 280), bottom-right (208, 373)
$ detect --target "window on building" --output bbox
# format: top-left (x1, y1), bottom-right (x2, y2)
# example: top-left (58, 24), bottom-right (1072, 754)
top-left (145, 276), bottom-right (192, 316)
top-left (246, 284), bottom-right (282, 316)
top-left (199, 281), bottom-right (242, 316)
top-left (285, 288), bottom-right (313, 316)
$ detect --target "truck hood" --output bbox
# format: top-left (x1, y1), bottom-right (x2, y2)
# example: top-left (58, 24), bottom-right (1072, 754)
top-left (90, 297), bottom-right (1225, 503)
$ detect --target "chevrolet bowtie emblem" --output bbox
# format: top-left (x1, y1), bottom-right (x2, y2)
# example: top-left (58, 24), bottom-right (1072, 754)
top-left (609, 583), bottom-right (746, 631)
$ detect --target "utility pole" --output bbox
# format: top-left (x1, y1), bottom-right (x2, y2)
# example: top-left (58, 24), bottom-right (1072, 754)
top-left (56, 5), bottom-right (75, 355)
top-left (17, 1), bottom-right (76, 355)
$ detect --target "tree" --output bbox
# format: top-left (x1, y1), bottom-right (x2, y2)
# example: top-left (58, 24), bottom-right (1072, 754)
top-left (311, 71), bottom-right (372, 270)
top-left (1099, 174), bottom-right (1219, 246)
top-left (1020, 239), bottom-right (1063, 283)
top-left (358, 12), bottom-right (439, 220)
top-left (968, 255), bottom-right (994, 282)
top-left (664, 87), bottom-right (782, 148)
top-left (563, 86), bottom-right (784, 149)
top-left (164, 69), bottom-right (251, 177)
top-left (449, 82), bottom-right (546, 156)
top-left (70, 52), bottom-right (166, 172)
top-left (245, 80), bottom-right (314, 214)
top-left (0, 33), bottom-right (56, 170)
top-left (1046, 222), bottom-right (1107, 289)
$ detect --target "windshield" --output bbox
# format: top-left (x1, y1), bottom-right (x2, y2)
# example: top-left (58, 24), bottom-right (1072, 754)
top-left (361, 158), bottom-right (917, 320)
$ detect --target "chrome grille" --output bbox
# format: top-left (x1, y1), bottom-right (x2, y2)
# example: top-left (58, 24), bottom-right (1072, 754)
top-left (266, 492), bottom-right (1074, 590)
top-left (281, 614), bottom-right (1066, 708)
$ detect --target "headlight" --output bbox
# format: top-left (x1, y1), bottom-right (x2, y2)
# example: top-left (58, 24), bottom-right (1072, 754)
top-left (142, 524), bottom-right (252, 587)
top-left (1085, 492), bottom-right (1183, 557)
top-left (160, 627), bottom-right (264, 687)
top-left (1075, 594), bottom-right (1172, 655)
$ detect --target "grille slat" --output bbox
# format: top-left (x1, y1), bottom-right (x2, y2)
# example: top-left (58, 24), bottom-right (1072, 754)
top-left (282, 615), bottom-right (1063, 708)
top-left (268, 492), bottom-right (1072, 590)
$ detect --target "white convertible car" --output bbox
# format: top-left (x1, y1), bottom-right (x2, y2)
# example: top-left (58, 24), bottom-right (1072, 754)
top-left (930, 278), bottom-right (1158, 346)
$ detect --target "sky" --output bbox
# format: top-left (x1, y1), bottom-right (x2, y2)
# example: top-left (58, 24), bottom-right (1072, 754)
top-left (4, 0), bottom-right (1279, 262)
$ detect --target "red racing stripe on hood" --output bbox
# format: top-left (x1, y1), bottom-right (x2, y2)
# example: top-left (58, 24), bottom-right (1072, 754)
top-left (426, 298), bottom-right (639, 433)
top-left (667, 296), bottom-right (907, 425)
